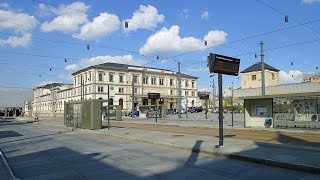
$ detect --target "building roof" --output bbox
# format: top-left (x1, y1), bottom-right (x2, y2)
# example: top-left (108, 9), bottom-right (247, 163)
top-left (241, 62), bottom-right (279, 73)
top-left (72, 62), bottom-right (198, 79)
top-left (35, 83), bottom-right (72, 89)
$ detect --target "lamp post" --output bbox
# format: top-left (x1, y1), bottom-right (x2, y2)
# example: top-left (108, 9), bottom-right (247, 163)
top-left (210, 74), bottom-right (215, 115)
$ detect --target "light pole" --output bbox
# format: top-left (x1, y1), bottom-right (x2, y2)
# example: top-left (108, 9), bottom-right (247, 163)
top-left (231, 82), bottom-right (234, 127)
top-left (210, 74), bottom-right (215, 114)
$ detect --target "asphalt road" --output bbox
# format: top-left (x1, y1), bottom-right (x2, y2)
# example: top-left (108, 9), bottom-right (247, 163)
top-left (0, 118), bottom-right (317, 179)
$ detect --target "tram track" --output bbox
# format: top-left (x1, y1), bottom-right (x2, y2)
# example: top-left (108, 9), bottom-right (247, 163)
top-left (107, 121), bottom-right (320, 148)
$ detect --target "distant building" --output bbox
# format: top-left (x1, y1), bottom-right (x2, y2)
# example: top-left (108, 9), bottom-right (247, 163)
top-left (240, 62), bottom-right (280, 89)
top-left (0, 87), bottom-right (33, 117)
top-left (303, 74), bottom-right (320, 83)
top-left (33, 63), bottom-right (199, 117)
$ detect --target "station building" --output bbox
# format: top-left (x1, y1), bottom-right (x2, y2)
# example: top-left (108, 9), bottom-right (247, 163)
top-left (0, 87), bottom-right (33, 117)
top-left (32, 62), bottom-right (199, 117)
top-left (234, 62), bottom-right (320, 128)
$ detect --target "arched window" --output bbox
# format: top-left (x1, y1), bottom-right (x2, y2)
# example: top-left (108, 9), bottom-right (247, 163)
top-left (109, 98), bottom-right (113, 105)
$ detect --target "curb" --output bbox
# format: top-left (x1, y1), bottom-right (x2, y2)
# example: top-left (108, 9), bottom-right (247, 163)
top-left (0, 149), bottom-right (19, 180)
top-left (36, 121), bottom-right (320, 175)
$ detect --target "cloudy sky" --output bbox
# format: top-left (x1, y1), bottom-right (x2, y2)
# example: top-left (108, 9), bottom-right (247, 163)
top-left (0, 0), bottom-right (319, 91)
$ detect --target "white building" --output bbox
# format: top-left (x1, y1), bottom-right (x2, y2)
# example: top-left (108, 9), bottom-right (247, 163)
top-left (33, 63), bottom-right (199, 117)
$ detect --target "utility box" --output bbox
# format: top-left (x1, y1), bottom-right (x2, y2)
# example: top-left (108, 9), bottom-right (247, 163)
top-left (64, 100), bottom-right (103, 130)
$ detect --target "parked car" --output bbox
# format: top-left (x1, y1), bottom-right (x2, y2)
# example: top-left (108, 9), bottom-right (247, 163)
top-left (166, 109), bottom-right (174, 115)
top-left (190, 107), bottom-right (203, 113)
top-left (128, 111), bottom-right (139, 117)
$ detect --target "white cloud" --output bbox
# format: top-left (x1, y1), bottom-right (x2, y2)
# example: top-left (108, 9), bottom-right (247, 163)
top-left (0, 3), bottom-right (9, 8)
top-left (123, 5), bottom-right (164, 31)
top-left (65, 55), bottom-right (146, 71)
top-left (65, 64), bottom-right (79, 71)
top-left (302, 0), bottom-right (320, 4)
top-left (139, 25), bottom-right (227, 55)
top-left (178, 9), bottom-right (189, 19)
top-left (58, 74), bottom-right (73, 81)
top-left (40, 2), bottom-right (89, 33)
top-left (187, 67), bottom-right (208, 73)
top-left (201, 11), bottom-right (209, 20)
top-left (74, 13), bottom-right (120, 40)
top-left (0, 33), bottom-right (32, 47)
top-left (0, 9), bottom-right (36, 47)
top-left (279, 70), bottom-right (304, 84)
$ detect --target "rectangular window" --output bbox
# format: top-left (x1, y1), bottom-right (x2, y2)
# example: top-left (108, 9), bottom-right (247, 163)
top-left (109, 73), bottom-right (114, 82)
top-left (74, 78), bottom-right (76, 85)
top-left (170, 90), bottom-right (173, 95)
top-left (143, 76), bottom-right (149, 84)
top-left (119, 74), bottom-right (124, 83)
top-left (170, 79), bottom-right (174, 86)
top-left (98, 72), bottom-right (103, 81)
top-left (252, 75), bottom-right (256, 80)
top-left (98, 86), bottom-right (104, 92)
top-left (119, 87), bottom-right (124, 93)
top-left (85, 74), bottom-right (87, 82)
top-left (89, 72), bottom-right (91, 82)
top-left (185, 91), bottom-right (188, 96)
top-left (159, 78), bottom-right (164, 85)
top-left (134, 87), bottom-right (138, 93)
top-left (192, 81), bottom-right (195, 88)
top-left (151, 77), bottom-right (157, 85)
top-left (272, 73), bottom-right (275, 80)
top-left (133, 75), bottom-right (138, 83)
top-left (192, 91), bottom-right (195, 96)
top-left (185, 80), bottom-right (188, 87)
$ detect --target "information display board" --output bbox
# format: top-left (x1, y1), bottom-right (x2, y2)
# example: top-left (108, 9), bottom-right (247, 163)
top-left (207, 53), bottom-right (240, 76)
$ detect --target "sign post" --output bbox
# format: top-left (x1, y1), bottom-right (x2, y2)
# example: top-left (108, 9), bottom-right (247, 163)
top-left (207, 53), bottom-right (240, 147)
top-left (148, 93), bottom-right (160, 123)
top-left (199, 92), bottom-right (209, 120)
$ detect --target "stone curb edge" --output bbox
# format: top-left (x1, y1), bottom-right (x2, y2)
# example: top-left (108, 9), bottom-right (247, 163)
top-left (38, 122), bottom-right (320, 175)
top-left (0, 149), bottom-right (19, 180)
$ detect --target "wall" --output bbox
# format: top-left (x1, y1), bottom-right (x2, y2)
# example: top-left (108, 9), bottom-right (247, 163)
top-left (241, 70), bottom-right (279, 89)
top-left (244, 98), bottom-right (273, 128)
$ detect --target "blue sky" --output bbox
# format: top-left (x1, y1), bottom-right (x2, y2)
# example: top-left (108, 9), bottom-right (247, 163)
top-left (0, 0), bottom-right (320, 92)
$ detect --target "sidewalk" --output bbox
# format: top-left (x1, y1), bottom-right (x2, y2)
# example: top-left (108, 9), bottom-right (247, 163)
top-left (18, 117), bottom-right (320, 175)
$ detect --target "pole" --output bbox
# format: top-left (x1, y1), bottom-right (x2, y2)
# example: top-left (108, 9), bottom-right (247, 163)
top-left (218, 73), bottom-right (224, 147)
top-left (205, 99), bottom-right (208, 119)
top-left (231, 83), bottom-right (234, 127)
top-left (178, 61), bottom-right (181, 118)
top-left (155, 100), bottom-right (158, 123)
top-left (185, 97), bottom-right (188, 119)
top-left (213, 78), bottom-right (215, 114)
top-left (131, 80), bottom-right (135, 118)
top-left (107, 84), bottom-right (110, 130)
top-left (260, 41), bottom-right (265, 96)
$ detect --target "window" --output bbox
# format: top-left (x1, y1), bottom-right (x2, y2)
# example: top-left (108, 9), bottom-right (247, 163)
top-left (134, 87), bottom-right (138, 93)
top-left (272, 73), bottom-right (275, 80)
top-left (119, 87), bottom-right (124, 93)
top-left (170, 79), bottom-right (174, 86)
top-left (98, 72), bottom-right (103, 81)
top-left (98, 86), bottom-right (104, 92)
top-left (85, 74), bottom-right (87, 82)
top-left (109, 73), bottom-right (114, 82)
top-left (151, 77), bottom-right (157, 85)
top-left (119, 74), bottom-right (124, 83)
top-left (185, 91), bottom-right (189, 96)
top-left (192, 81), bottom-right (195, 88)
top-left (252, 75), bottom-right (256, 80)
top-left (133, 75), bottom-right (138, 83)
top-left (143, 76), bottom-right (149, 84)
top-left (74, 78), bottom-right (76, 85)
top-left (170, 90), bottom-right (173, 95)
top-left (89, 72), bottom-right (91, 82)
top-left (159, 78), bottom-right (164, 85)
top-left (185, 80), bottom-right (189, 87)
top-left (192, 91), bottom-right (195, 96)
